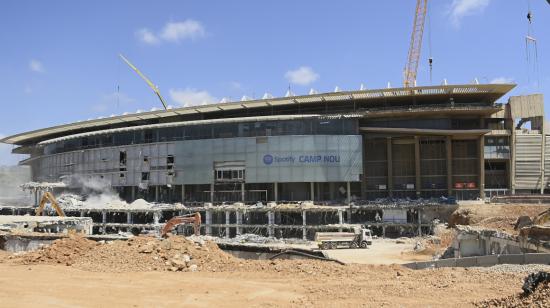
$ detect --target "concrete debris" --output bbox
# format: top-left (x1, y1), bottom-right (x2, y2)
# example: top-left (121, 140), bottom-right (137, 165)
top-left (20, 182), bottom-right (66, 191)
top-left (354, 197), bottom-right (453, 208)
top-left (475, 264), bottom-right (550, 274)
top-left (55, 194), bottom-right (184, 210)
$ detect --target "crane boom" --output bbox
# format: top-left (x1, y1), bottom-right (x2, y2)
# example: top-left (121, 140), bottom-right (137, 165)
top-left (119, 54), bottom-right (168, 110)
top-left (403, 0), bottom-right (428, 88)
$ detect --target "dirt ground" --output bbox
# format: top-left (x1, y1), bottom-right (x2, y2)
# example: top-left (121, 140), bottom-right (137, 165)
top-left (0, 263), bottom-right (527, 307)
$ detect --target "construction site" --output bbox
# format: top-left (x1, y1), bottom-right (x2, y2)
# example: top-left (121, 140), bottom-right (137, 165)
top-left (2, 0), bottom-right (550, 307)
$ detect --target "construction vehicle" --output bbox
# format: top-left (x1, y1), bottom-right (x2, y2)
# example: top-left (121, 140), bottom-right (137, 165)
top-left (160, 212), bottom-right (201, 238)
top-left (35, 191), bottom-right (65, 217)
top-left (315, 225), bottom-right (373, 250)
top-left (403, 0), bottom-right (428, 87)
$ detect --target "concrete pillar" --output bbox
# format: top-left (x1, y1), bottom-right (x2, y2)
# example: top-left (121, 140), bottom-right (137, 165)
top-left (155, 186), bottom-right (159, 202)
top-left (382, 225), bottom-right (386, 238)
top-left (387, 137), bottom-right (393, 198)
top-left (479, 136), bottom-right (485, 199)
top-left (236, 211), bottom-right (242, 235)
top-left (274, 182), bottom-right (278, 202)
top-left (346, 181), bottom-right (351, 205)
top-left (129, 186), bottom-right (134, 202)
top-left (210, 183), bottom-right (215, 203)
top-left (80, 210), bottom-right (85, 217)
top-left (417, 209), bottom-right (422, 236)
top-left (101, 211), bottom-right (107, 235)
top-left (510, 124), bottom-right (516, 194)
top-left (338, 210), bottom-right (344, 232)
top-left (347, 207), bottom-right (353, 224)
top-left (205, 210), bottom-right (212, 236)
top-left (127, 212), bottom-right (132, 224)
top-left (302, 211), bottom-right (307, 240)
top-left (310, 182), bottom-right (315, 201)
top-left (153, 211), bottom-right (160, 236)
top-left (225, 211), bottom-right (231, 238)
top-left (329, 182), bottom-right (336, 200)
top-left (541, 121), bottom-right (546, 194)
top-left (241, 182), bottom-right (245, 202)
top-left (446, 136), bottom-right (453, 197)
top-left (414, 136), bottom-right (421, 197)
top-left (268, 211), bottom-right (275, 238)
top-left (181, 184), bottom-right (185, 203)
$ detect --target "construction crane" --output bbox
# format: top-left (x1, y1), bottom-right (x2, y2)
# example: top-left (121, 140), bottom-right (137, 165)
top-left (119, 54), bottom-right (168, 110)
top-left (403, 0), bottom-right (428, 88)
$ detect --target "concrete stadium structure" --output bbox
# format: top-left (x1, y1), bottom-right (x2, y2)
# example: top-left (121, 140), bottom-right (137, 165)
top-left (1, 84), bottom-right (547, 204)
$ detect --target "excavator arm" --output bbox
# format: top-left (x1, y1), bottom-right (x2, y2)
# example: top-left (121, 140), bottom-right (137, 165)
top-left (161, 212), bottom-right (201, 237)
top-left (35, 191), bottom-right (65, 217)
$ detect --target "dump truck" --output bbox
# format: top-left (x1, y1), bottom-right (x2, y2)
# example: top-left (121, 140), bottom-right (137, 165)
top-left (315, 226), bottom-right (373, 250)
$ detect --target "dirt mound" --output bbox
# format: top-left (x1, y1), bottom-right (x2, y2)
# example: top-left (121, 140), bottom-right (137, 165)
top-left (15, 236), bottom-right (98, 266)
top-left (476, 285), bottom-right (550, 307)
top-left (449, 208), bottom-right (472, 226)
top-left (9, 235), bottom-right (358, 275)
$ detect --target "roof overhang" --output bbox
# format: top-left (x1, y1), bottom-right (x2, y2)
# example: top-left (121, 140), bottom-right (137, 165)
top-left (1, 83), bottom-right (515, 145)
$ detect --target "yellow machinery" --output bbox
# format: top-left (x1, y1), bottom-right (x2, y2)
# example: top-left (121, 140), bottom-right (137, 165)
top-left (35, 191), bottom-right (66, 217)
top-left (119, 54), bottom-right (168, 110)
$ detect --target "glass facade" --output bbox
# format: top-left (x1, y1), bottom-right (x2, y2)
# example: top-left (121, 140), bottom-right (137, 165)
top-left (44, 118), bottom-right (358, 155)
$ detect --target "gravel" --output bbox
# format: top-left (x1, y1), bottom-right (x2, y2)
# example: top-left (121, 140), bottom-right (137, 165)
top-left (475, 264), bottom-right (550, 273)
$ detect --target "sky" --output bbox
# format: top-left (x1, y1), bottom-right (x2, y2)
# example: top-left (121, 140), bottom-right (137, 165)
top-left (0, 0), bottom-right (549, 165)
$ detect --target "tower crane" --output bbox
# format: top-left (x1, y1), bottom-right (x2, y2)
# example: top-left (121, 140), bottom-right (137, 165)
top-left (119, 54), bottom-right (168, 110)
top-left (403, 0), bottom-right (428, 88)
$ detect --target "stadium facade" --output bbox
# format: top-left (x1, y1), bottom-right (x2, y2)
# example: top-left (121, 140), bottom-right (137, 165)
top-left (2, 84), bottom-right (547, 204)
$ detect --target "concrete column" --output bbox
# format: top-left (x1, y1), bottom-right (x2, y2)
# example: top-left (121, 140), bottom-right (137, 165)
top-left (155, 186), bottom-right (159, 202)
top-left (268, 211), bottom-right (275, 238)
top-left (127, 212), bottom-right (132, 224)
top-left (153, 211), bottom-right (160, 236)
top-left (236, 211), bottom-right (242, 235)
top-left (479, 136), bottom-right (485, 199)
top-left (241, 182), bottom-right (245, 202)
top-left (205, 210), bottom-right (212, 236)
top-left (80, 210), bottom-right (85, 217)
top-left (302, 211), bottom-right (307, 240)
top-left (310, 182), bottom-right (315, 201)
top-left (346, 181), bottom-right (351, 205)
top-left (210, 183), bottom-right (215, 203)
top-left (329, 182), bottom-right (336, 200)
top-left (274, 182), bottom-right (278, 202)
top-left (225, 211), bottom-right (231, 238)
top-left (131, 186), bottom-right (136, 202)
top-left (414, 136), bottom-right (421, 197)
top-left (510, 124), bottom-right (516, 194)
top-left (338, 210), bottom-right (344, 232)
top-left (541, 121), bottom-right (546, 194)
top-left (417, 209), bottom-right (422, 236)
top-left (382, 225), bottom-right (386, 238)
top-left (446, 136), bottom-right (453, 197)
top-left (347, 207), bottom-right (353, 224)
top-left (181, 184), bottom-right (185, 203)
top-left (387, 137), bottom-right (393, 198)
top-left (101, 211), bottom-right (107, 235)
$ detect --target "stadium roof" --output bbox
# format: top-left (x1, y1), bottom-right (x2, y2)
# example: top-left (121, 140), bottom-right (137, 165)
top-left (1, 83), bottom-right (515, 145)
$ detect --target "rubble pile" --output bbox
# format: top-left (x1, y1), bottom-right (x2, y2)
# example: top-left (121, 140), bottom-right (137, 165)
top-left (354, 197), bottom-right (449, 208)
top-left (476, 283), bottom-right (550, 307)
top-left (8, 235), bottom-right (350, 275)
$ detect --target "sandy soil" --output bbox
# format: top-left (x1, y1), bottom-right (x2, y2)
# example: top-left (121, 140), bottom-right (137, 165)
top-left (324, 239), bottom-right (432, 264)
top-left (0, 263), bottom-right (526, 308)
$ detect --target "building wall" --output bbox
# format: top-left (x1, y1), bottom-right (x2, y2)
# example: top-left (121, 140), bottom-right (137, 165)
top-left (32, 135), bottom-right (363, 186)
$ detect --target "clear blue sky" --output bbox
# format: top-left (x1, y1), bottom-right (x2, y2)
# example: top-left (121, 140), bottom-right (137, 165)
top-left (1, 0), bottom-right (549, 165)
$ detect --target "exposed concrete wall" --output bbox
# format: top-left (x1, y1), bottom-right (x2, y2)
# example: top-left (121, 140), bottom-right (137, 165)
top-left (404, 253), bottom-right (550, 270)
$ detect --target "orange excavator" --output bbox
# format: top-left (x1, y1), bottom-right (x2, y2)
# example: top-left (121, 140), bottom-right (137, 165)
top-left (160, 212), bottom-right (201, 237)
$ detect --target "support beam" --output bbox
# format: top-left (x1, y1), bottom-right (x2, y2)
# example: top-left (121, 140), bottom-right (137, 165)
top-left (302, 211), bottom-right (307, 240)
top-left (131, 186), bottom-right (136, 202)
top-left (241, 182), bottom-right (245, 202)
top-left (236, 211), bottom-right (242, 235)
top-left (268, 211), bottom-right (275, 238)
top-left (346, 181), bottom-right (351, 205)
top-left (361, 134), bottom-right (368, 199)
top-left (417, 209), bottom-right (422, 236)
top-left (310, 182), bottom-right (315, 201)
top-left (479, 136), bottom-right (485, 199)
top-left (181, 184), bottom-right (185, 203)
top-left (205, 210), bottom-right (212, 236)
top-left (210, 183), bottom-right (215, 203)
top-left (446, 136), bottom-right (453, 197)
top-left (338, 210), bottom-right (344, 232)
top-left (127, 212), bottom-right (132, 224)
top-left (274, 182), bottom-right (278, 202)
top-left (414, 136), bottom-right (421, 198)
top-left (387, 137), bottom-right (393, 198)
top-left (541, 121), bottom-right (546, 194)
top-left (155, 186), bottom-right (159, 202)
top-left (225, 211), bottom-right (230, 238)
